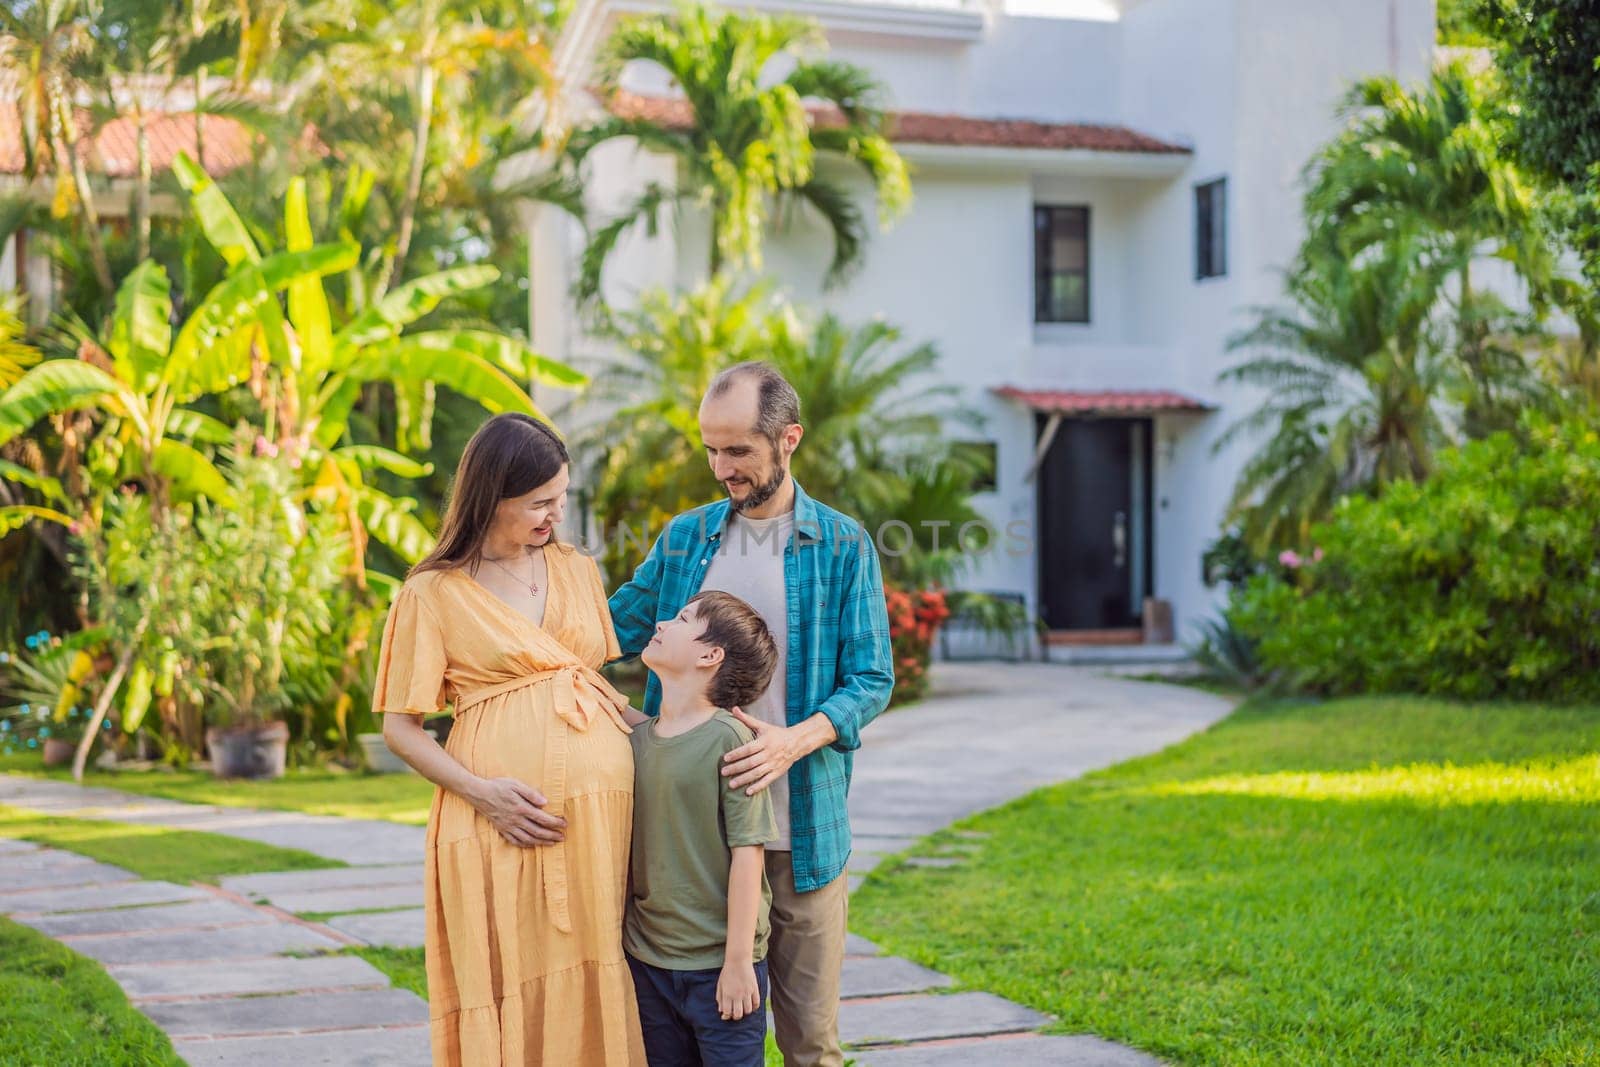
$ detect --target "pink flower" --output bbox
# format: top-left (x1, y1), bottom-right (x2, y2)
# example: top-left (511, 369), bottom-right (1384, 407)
top-left (67, 520), bottom-right (83, 536)
top-left (253, 435), bottom-right (279, 458)
top-left (1312, 547), bottom-right (1324, 563)
top-left (1278, 549), bottom-right (1302, 568)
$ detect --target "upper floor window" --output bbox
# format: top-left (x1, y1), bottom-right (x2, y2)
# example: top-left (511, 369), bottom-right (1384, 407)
top-left (1195, 177), bottom-right (1227, 280)
top-left (1033, 205), bottom-right (1089, 323)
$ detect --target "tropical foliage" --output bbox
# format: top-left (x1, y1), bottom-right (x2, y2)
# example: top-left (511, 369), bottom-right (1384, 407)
top-left (1230, 419), bottom-right (1600, 703)
top-left (1219, 62), bottom-right (1592, 555)
top-left (586, 277), bottom-right (985, 589)
top-left (0, 88), bottom-right (581, 772)
top-left (565, 1), bottom-right (910, 304)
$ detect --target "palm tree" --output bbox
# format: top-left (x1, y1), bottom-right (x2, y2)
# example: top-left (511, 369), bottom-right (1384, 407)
top-left (587, 279), bottom-right (977, 581)
top-left (1217, 240), bottom-right (1458, 554)
top-left (565, 1), bottom-right (911, 304)
top-left (0, 0), bottom-right (115, 294)
top-left (771, 314), bottom-right (970, 522)
top-left (1304, 62), bottom-right (1561, 437)
top-left (286, 0), bottom-right (562, 300)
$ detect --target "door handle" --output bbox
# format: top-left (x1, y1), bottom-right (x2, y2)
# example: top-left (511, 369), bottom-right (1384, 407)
top-left (1113, 510), bottom-right (1127, 569)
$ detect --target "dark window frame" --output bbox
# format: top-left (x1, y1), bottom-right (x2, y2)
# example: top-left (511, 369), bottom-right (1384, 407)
top-left (1195, 177), bottom-right (1227, 280)
top-left (1033, 204), bottom-right (1091, 323)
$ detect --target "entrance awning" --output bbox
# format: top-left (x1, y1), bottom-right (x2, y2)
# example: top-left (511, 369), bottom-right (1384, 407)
top-left (993, 386), bottom-right (1214, 416)
top-left (994, 387), bottom-right (1214, 484)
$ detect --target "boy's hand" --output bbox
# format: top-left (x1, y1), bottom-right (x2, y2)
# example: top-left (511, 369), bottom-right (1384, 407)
top-left (715, 960), bottom-right (761, 1022)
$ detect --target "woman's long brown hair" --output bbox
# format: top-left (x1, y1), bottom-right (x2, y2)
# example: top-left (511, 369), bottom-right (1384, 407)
top-left (409, 413), bottom-right (569, 578)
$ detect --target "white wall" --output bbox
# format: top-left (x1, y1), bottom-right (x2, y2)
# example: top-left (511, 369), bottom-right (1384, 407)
top-left (541, 0), bottom-right (1440, 637)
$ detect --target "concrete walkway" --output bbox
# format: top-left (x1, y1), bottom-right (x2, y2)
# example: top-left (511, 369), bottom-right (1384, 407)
top-left (1, 663), bottom-right (1232, 1066)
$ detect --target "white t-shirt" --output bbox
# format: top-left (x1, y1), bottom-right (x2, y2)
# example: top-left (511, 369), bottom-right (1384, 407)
top-left (698, 510), bottom-right (794, 850)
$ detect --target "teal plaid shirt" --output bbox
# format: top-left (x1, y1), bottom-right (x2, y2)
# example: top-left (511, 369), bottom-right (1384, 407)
top-left (607, 480), bottom-right (894, 893)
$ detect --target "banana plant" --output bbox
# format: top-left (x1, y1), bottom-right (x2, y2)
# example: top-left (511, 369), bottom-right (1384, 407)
top-left (175, 153), bottom-right (586, 565)
top-left (0, 242), bottom-right (357, 534)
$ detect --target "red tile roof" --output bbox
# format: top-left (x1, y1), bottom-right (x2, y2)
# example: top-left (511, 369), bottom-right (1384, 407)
top-left (0, 103), bottom-right (258, 178)
top-left (995, 386), bottom-right (1214, 415)
top-left (604, 89), bottom-right (1190, 155)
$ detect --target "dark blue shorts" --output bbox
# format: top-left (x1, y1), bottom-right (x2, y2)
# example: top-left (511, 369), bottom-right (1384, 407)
top-left (626, 953), bottom-right (768, 1067)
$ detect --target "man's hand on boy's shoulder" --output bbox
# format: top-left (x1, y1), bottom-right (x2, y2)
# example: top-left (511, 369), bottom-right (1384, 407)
top-left (721, 707), bottom-right (837, 796)
top-left (716, 958), bottom-right (761, 1022)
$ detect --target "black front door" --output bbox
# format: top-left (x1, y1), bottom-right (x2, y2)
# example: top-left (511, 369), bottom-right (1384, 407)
top-left (1036, 416), bottom-right (1152, 631)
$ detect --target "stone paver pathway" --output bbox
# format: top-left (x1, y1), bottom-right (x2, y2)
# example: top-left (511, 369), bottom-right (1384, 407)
top-left (1, 662), bottom-right (1231, 1065)
top-left (0, 837), bottom-right (430, 1066)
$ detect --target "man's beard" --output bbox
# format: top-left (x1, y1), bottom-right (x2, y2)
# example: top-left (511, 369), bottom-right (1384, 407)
top-left (729, 456), bottom-right (787, 514)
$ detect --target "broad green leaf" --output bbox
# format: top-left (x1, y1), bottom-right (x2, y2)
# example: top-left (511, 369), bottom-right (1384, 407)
top-left (313, 378), bottom-right (363, 450)
top-left (365, 569), bottom-right (402, 600)
top-left (357, 488), bottom-right (437, 564)
top-left (0, 361), bottom-right (125, 448)
top-left (121, 660), bottom-right (154, 733)
top-left (393, 379), bottom-right (435, 452)
top-left (165, 408), bottom-right (235, 444)
top-left (0, 297), bottom-right (40, 390)
top-left (149, 439), bottom-right (233, 505)
top-left (107, 260), bottom-right (172, 393)
top-left (344, 343), bottom-right (542, 420)
top-left (337, 166), bottom-right (375, 244)
top-left (169, 244), bottom-right (359, 400)
top-left (173, 151), bottom-right (262, 266)
top-left (0, 505), bottom-right (74, 535)
top-left (333, 266), bottom-right (501, 355)
top-left (334, 445), bottom-right (434, 479)
top-left (285, 178), bottom-right (335, 388)
top-left (0, 459), bottom-right (67, 502)
top-left (380, 329), bottom-right (586, 389)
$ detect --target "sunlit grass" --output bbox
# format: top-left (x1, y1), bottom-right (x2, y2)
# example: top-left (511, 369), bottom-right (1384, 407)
top-left (0, 803), bottom-right (343, 883)
top-left (0, 918), bottom-right (182, 1065)
top-left (0, 754), bottom-right (436, 825)
top-left (853, 696), bottom-right (1600, 1066)
top-left (1154, 755), bottom-right (1600, 806)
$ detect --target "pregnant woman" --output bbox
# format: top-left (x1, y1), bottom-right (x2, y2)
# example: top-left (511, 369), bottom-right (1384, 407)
top-left (373, 413), bottom-right (644, 1065)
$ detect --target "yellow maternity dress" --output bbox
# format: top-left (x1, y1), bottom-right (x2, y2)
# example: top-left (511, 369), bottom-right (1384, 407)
top-left (371, 543), bottom-right (645, 1065)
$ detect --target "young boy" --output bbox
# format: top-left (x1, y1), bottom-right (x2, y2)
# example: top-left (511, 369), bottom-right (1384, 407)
top-left (627, 590), bottom-right (781, 1066)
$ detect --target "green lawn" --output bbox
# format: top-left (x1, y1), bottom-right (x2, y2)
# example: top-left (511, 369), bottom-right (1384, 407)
top-left (0, 804), bottom-right (344, 884)
top-left (0, 917), bottom-right (182, 1066)
top-left (852, 696), bottom-right (1600, 1067)
top-left (0, 753), bottom-right (436, 824)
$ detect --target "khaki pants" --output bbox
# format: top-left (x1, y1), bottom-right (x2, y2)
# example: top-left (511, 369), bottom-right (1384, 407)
top-left (764, 852), bottom-right (848, 1067)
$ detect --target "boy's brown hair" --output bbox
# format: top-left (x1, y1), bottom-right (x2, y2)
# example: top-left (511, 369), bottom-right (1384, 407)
top-left (687, 591), bottom-right (779, 710)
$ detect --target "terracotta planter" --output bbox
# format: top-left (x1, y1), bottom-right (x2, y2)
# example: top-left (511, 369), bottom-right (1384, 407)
top-left (205, 721), bottom-right (289, 780)
top-left (41, 737), bottom-right (75, 768)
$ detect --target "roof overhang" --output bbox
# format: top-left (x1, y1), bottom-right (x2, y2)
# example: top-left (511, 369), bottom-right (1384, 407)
top-left (994, 386), bottom-right (1215, 417)
top-left (898, 141), bottom-right (1191, 178)
top-left (593, 90), bottom-right (1192, 176)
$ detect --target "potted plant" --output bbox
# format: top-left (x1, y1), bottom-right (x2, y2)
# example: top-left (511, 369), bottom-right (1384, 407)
top-left (192, 455), bottom-right (341, 780)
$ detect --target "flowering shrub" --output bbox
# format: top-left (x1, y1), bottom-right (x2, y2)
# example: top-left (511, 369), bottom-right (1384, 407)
top-left (886, 587), bottom-right (950, 706)
top-left (1231, 421), bottom-right (1600, 701)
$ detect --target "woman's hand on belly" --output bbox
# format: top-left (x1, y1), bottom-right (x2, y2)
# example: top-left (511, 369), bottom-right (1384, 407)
top-left (467, 776), bottom-right (567, 847)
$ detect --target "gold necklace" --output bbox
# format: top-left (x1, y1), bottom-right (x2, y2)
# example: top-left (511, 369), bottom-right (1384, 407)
top-left (479, 550), bottom-right (541, 596)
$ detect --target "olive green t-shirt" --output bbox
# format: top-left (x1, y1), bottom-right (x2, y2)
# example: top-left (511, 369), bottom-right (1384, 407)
top-left (623, 710), bottom-right (778, 971)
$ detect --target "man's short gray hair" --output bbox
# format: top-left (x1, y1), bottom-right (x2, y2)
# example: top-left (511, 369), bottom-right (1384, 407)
top-left (706, 361), bottom-right (801, 448)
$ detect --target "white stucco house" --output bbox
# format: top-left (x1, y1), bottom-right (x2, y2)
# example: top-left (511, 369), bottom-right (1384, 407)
top-left (532, 0), bottom-right (1438, 647)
